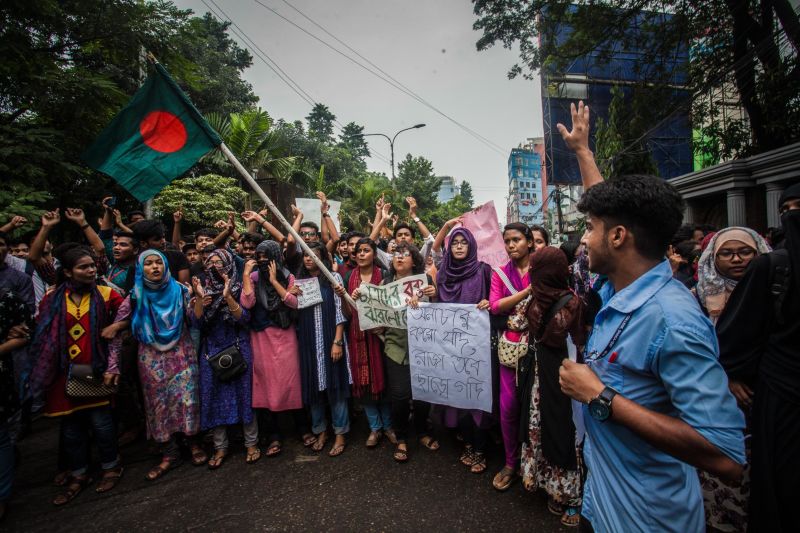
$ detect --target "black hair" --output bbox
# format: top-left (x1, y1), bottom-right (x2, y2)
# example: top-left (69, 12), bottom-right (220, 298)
top-left (182, 242), bottom-right (198, 254)
top-left (133, 220), bottom-right (165, 243)
top-left (299, 221), bottom-right (320, 233)
top-left (239, 232), bottom-right (265, 246)
top-left (194, 227), bottom-right (219, 240)
top-left (163, 241), bottom-right (179, 252)
top-left (671, 224), bottom-right (695, 246)
top-left (393, 222), bottom-right (416, 239)
top-left (391, 242), bottom-right (424, 275)
top-left (7, 235), bottom-right (28, 247)
top-left (355, 237), bottom-right (378, 258)
top-left (376, 237), bottom-right (389, 252)
top-left (503, 222), bottom-right (533, 240)
top-left (674, 240), bottom-right (697, 260)
top-left (113, 231), bottom-right (138, 251)
top-left (347, 231), bottom-right (366, 242)
top-left (55, 244), bottom-right (94, 285)
top-left (530, 225), bottom-right (550, 246)
top-left (299, 241), bottom-right (332, 284)
top-left (699, 223), bottom-right (717, 234)
top-left (577, 174), bottom-right (684, 261)
top-left (127, 210), bottom-right (145, 220)
top-left (0, 231), bottom-right (7, 245)
top-left (559, 240), bottom-right (580, 264)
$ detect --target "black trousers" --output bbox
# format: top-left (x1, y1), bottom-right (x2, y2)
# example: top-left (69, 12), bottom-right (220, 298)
top-left (384, 356), bottom-right (432, 442)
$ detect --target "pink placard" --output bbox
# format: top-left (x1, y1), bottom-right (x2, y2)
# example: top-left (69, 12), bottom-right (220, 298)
top-left (460, 201), bottom-right (508, 268)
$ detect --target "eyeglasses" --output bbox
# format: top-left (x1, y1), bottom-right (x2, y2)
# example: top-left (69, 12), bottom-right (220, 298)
top-left (451, 239), bottom-right (468, 248)
top-left (208, 260), bottom-right (225, 267)
top-left (300, 231), bottom-right (317, 237)
top-left (716, 247), bottom-right (756, 261)
top-left (393, 251), bottom-right (411, 259)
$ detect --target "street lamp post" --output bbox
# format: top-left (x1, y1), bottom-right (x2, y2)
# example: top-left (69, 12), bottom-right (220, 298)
top-left (352, 123), bottom-right (425, 179)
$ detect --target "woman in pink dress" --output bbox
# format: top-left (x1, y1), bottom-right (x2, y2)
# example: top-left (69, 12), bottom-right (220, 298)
top-left (241, 241), bottom-right (309, 456)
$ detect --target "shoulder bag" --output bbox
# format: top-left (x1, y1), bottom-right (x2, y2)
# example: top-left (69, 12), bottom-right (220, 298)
top-left (206, 334), bottom-right (248, 383)
top-left (66, 364), bottom-right (118, 398)
top-left (494, 267), bottom-right (532, 369)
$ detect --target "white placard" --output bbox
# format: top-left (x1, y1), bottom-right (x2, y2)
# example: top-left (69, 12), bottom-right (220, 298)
top-left (295, 197), bottom-right (341, 232)
top-left (355, 274), bottom-right (428, 330)
top-left (407, 303), bottom-right (492, 413)
top-left (294, 277), bottom-right (323, 309)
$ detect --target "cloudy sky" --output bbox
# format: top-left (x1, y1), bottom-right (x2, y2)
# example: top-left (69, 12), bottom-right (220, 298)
top-left (174, 0), bottom-right (542, 223)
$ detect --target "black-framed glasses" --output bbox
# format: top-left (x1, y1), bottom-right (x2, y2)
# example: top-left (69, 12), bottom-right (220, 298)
top-left (716, 247), bottom-right (756, 261)
top-left (393, 251), bottom-right (411, 259)
top-left (451, 239), bottom-right (468, 248)
top-left (300, 231), bottom-right (317, 237)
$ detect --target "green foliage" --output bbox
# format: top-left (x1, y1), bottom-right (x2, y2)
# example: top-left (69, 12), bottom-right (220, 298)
top-left (393, 155), bottom-right (442, 213)
top-left (472, 0), bottom-right (800, 156)
top-left (594, 86), bottom-right (658, 178)
top-left (0, 181), bottom-right (50, 229)
top-left (306, 103), bottom-right (336, 144)
top-left (338, 122), bottom-right (370, 160)
top-left (427, 196), bottom-right (472, 232)
top-left (338, 173), bottom-right (392, 232)
top-left (153, 174), bottom-right (247, 227)
top-left (459, 181), bottom-right (475, 208)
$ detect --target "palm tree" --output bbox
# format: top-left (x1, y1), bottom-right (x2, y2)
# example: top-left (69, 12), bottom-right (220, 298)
top-left (204, 108), bottom-right (302, 183)
top-left (339, 174), bottom-right (392, 232)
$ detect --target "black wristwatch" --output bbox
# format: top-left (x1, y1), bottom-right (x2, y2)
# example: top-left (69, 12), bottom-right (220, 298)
top-left (588, 386), bottom-right (618, 422)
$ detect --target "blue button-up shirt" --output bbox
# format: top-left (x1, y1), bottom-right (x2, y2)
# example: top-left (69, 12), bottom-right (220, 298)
top-left (581, 260), bottom-right (745, 533)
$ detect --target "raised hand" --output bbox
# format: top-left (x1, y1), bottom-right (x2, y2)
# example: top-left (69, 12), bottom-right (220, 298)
top-left (375, 194), bottom-right (385, 212)
top-left (406, 196), bottom-right (418, 217)
top-left (173, 209), bottom-right (183, 223)
top-left (227, 211), bottom-right (235, 229)
top-left (213, 219), bottom-right (227, 230)
top-left (291, 204), bottom-right (301, 218)
top-left (244, 259), bottom-right (257, 274)
top-left (7, 215), bottom-right (27, 229)
top-left (101, 197), bottom-right (113, 211)
top-left (241, 210), bottom-right (264, 224)
top-left (64, 208), bottom-right (87, 226)
top-left (191, 276), bottom-right (205, 298)
top-left (381, 202), bottom-right (393, 222)
top-left (267, 260), bottom-right (278, 282)
top-left (221, 273), bottom-right (232, 298)
top-left (556, 100), bottom-right (591, 154)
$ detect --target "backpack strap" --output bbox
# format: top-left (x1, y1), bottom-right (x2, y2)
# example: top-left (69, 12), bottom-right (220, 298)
top-left (492, 267), bottom-right (518, 295)
top-left (534, 292), bottom-right (574, 340)
top-left (768, 249), bottom-right (791, 325)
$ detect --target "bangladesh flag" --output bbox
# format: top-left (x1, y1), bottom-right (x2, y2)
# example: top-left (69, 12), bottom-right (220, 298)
top-left (83, 63), bottom-right (222, 201)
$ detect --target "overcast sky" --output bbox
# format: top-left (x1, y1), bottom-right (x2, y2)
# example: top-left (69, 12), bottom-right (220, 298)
top-left (174, 0), bottom-right (542, 223)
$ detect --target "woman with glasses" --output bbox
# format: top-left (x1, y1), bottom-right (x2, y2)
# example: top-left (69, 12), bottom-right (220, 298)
top-left (696, 227), bottom-right (771, 325)
top-left (432, 220), bottom-right (493, 474)
top-left (340, 238), bottom-right (395, 448)
top-left (192, 249), bottom-right (258, 469)
top-left (520, 246), bottom-right (587, 528)
top-left (695, 226), bottom-right (769, 533)
top-left (382, 243), bottom-right (438, 462)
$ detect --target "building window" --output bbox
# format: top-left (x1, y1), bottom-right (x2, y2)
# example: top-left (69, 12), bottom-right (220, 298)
top-left (516, 168), bottom-right (522, 177)
top-left (515, 156), bottom-right (522, 166)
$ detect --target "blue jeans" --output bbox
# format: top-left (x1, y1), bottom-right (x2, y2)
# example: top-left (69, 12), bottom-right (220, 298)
top-left (362, 399), bottom-right (392, 432)
top-left (310, 398), bottom-right (350, 435)
top-left (60, 406), bottom-right (119, 476)
top-left (0, 422), bottom-right (13, 503)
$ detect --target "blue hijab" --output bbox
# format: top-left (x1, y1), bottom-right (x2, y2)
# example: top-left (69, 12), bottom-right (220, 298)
top-left (131, 249), bottom-right (187, 350)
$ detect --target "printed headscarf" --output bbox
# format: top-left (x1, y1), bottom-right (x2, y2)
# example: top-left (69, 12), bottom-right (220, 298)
top-left (131, 249), bottom-right (187, 350)
top-left (203, 248), bottom-right (242, 324)
top-left (696, 227), bottom-right (771, 323)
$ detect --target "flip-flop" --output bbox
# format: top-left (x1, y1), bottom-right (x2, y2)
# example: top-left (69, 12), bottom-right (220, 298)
top-left (492, 467), bottom-right (517, 491)
top-left (245, 447), bottom-right (262, 464)
top-left (265, 441), bottom-right (282, 457)
top-left (190, 446), bottom-right (208, 466)
top-left (393, 445), bottom-right (409, 463)
top-left (366, 431), bottom-right (382, 448)
top-left (419, 436), bottom-right (440, 451)
top-left (328, 442), bottom-right (346, 457)
top-left (302, 434), bottom-right (317, 447)
top-left (561, 507), bottom-right (580, 528)
top-left (312, 433), bottom-right (328, 452)
top-left (208, 452), bottom-right (227, 470)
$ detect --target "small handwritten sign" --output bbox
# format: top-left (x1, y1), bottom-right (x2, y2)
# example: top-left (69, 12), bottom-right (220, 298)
top-left (407, 303), bottom-right (492, 413)
top-left (294, 277), bottom-right (323, 309)
top-left (355, 274), bottom-right (428, 330)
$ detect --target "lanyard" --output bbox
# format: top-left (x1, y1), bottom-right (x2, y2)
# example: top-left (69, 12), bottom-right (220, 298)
top-left (585, 313), bottom-right (633, 362)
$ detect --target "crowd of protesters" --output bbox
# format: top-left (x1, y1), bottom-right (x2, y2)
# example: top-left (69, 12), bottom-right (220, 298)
top-left (0, 101), bottom-right (797, 532)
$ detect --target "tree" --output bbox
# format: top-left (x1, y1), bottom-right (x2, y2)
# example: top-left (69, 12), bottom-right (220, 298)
top-left (153, 174), bottom-right (248, 228)
top-left (394, 155), bottom-right (442, 213)
top-left (204, 108), bottom-right (300, 182)
top-left (338, 122), bottom-right (370, 159)
top-left (472, 0), bottom-right (800, 157)
top-left (339, 173), bottom-right (392, 232)
top-left (306, 103), bottom-right (336, 144)
top-left (459, 181), bottom-right (475, 208)
top-left (594, 86), bottom-right (658, 178)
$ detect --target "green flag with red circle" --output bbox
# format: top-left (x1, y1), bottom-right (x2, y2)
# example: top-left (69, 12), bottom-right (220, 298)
top-left (83, 63), bottom-right (222, 202)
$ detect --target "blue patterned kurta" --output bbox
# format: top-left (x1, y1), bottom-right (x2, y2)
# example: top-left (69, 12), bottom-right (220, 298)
top-left (193, 309), bottom-right (254, 430)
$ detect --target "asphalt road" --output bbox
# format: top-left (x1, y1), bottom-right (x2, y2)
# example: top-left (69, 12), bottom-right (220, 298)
top-left (4, 413), bottom-right (568, 532)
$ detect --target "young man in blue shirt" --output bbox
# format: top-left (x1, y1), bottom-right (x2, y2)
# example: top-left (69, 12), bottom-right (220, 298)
top-left (556, 102), bottom-right (746, 533)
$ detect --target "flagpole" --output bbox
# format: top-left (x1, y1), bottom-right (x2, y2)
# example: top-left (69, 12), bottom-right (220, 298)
top-left (218, 142), bottom-right (357, 308)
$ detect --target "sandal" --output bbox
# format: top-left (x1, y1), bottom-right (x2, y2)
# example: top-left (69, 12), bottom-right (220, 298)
top-left (492, 466), bottom-right (517, 491)
top-left (561, 507), bottom-right (580, 528)
top-left (208, 450), bottom-right (227, 470)
top-left (302, 433), bottom-right (317, 448)
top-left (146, 458), bottom-right (181, 481)
top-left (365, 431), bottom-right (382, 448)
top-left (547, 497), bottom-right (565, 516)
top-left (311, 432), bottom-right (328, 453)
top-left (460, 445), bottom-right (476, 466)
top-left (245, 446), bottom-right (261, 464)
top-left (393, 444), bottom-right (409, 463)
top-left (190, 446), bottom-right (208, 466)
top-left (384, 429), bottom-right (398, 445)
top-left (328, 437), bottom-right (346, 458)
top-left (95, 466), bottom-right (124, 493)
top-left (419, 436), bottom-right (440, 451)
top-left (265, 441), bottom-right (281, 457)
top-left (470, 453), bottom-right (487, 474)
top-left (53, 470), bottom-right (70, 487)
top-left (52, 475), bottom-right (92, 506)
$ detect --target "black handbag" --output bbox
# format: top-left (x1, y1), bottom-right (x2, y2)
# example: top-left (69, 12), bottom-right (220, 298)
top-left (66, 364), bottom-right (118, 398)
top-left (206, 337), bottom-right (247, 383)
